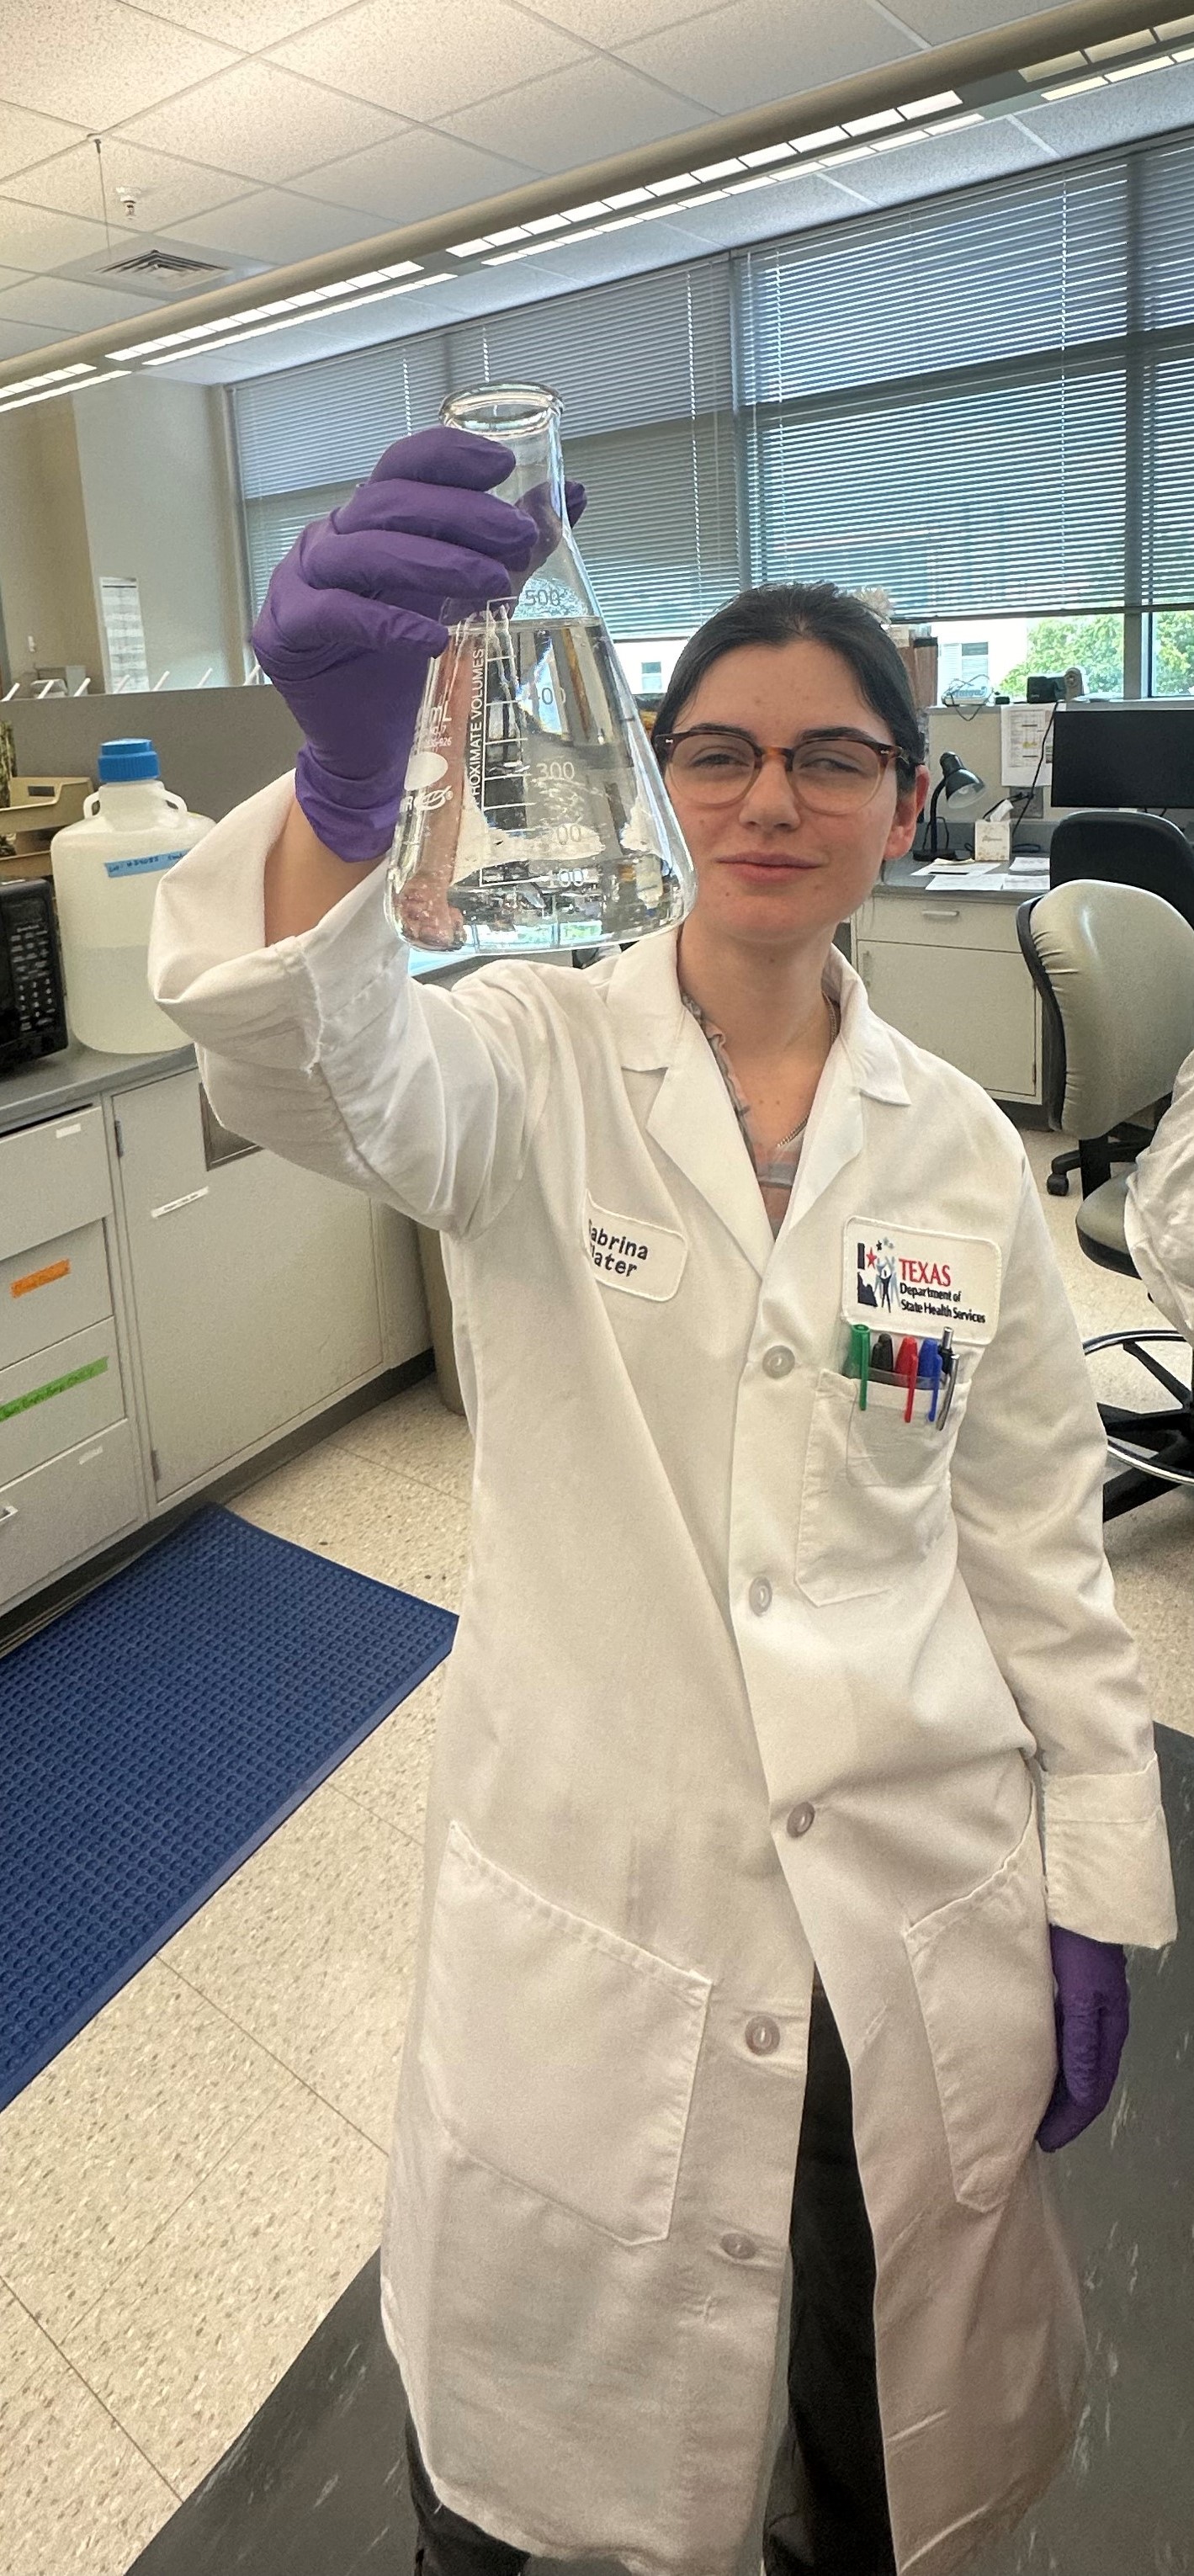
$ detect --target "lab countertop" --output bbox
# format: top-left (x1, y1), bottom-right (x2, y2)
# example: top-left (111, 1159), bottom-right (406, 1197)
top-left (0, 1035), bottom-right (196, 1139)
top-left (878, 852), bottom-right (1048, 898)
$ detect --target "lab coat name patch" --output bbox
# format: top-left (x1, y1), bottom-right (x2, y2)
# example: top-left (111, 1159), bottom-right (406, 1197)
top-left (843, 1220), bottom-right (1001, 1345)
top-left (584, 1192), bottom-right (687, 1300)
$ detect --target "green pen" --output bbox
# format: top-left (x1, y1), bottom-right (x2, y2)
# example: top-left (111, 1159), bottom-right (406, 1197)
top-left (846, 1322), bottom-right (870, 1409)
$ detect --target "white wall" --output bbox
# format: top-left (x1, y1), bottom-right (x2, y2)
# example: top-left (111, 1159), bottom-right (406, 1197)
top-left (0, 401), bottom-right (104, 683)
top-left (72, 374), bottom-right (248, 690)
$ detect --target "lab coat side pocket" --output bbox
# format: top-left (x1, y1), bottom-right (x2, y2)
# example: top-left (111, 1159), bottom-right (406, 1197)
top-left (904, 1804), bottom-right (1058, 2214)
top-left (795, 1368), bottom-right (954, 1607)
top-left (419, 1823), bottom-right (712, 2246)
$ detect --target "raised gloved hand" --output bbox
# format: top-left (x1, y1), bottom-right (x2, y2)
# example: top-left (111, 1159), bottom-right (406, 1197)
top-left (252, 423), bottom-right (586, 863)
top-left (1036, 1925), bottom-right (1130, 2152)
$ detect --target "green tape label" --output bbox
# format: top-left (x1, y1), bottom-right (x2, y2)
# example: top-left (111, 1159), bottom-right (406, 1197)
top-left (0, 1357), bottom-right (109, 1423)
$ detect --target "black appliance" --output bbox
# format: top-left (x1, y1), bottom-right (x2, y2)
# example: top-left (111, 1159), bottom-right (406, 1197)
top-left (0, 877), bottom-right (69, 1071)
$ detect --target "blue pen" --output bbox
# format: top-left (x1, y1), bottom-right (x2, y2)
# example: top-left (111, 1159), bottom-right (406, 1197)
top-left (917, 1336), bottom-right (942, 1424)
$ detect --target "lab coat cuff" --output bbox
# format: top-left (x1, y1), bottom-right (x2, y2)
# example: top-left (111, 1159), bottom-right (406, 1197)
top-left (149, 771), bottom-right (408, 1074)
top-left (1040, 1756), bottom-right (1177, 1947)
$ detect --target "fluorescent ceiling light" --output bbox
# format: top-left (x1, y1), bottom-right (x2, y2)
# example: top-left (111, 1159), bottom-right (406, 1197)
top-left (1156, 11), bottom-right (1194, 32)
top-left (111, 261), bottom-right (422, 359)
top-left (1020, 51), bottom-right (1084, 78)
top-left (0, 372), bottom-right (113, 414)
top-left (560, 199), bottom-right (608, 220)
top-left (0, 359), bottom-right (93, 400)
top-left (872, 127), bottom-right (925, 151)
top-left (1085, 29), bottom-right (1151, 56)
top-left (449, 236), bottom-right (493, 255)
top-left (605, 185), bottom-right (652, 208)
top-left (1107, 50), bottom-right (1171, 75)
top-left (897, 88), bottom-right (961, 115)
top-left (740, 141), bottom-right (794, 166)
top-left (845, 107), bottom-right (902, 134)
top-left (693, 156), bottom-right (745, 178)
top-left (143, 273), bottom-right (444, 364)
top-left (793, 125), bottom-right (846, 150)
top-left (523, 210), bottom-right (570, 231)
top-left (818, 143), bottom-right (876, 163)
top-left (647, 171), bottom-right (698, 194)
top-left (1043, 71), bottom-right (1108, 94)
top-left (923, 111), bottom-right (984, 132)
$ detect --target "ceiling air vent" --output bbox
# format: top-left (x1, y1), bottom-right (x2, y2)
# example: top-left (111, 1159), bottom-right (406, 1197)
top-left (56, 234), bottom-right (268, 300)
top-left (102, 247), bottom-right (226, 281)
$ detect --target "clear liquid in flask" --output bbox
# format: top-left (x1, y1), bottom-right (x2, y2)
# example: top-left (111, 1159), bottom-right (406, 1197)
top-left (386, 383), bottom-right (696, 958)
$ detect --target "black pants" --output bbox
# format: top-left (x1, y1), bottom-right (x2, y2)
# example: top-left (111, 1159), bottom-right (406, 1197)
top-left (406, 1979), bottom-right (896, 2576)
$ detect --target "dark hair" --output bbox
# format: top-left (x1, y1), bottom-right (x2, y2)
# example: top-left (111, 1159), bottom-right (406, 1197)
top-left (652, 582), bottom-right (923, 780)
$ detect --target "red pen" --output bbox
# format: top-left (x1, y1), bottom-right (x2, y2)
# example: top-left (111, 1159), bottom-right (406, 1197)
top-left (895, 1336), bottom-right (920, 1423)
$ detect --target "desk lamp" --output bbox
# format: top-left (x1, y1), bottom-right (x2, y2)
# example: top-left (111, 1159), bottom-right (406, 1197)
top-left (925, 750), bottom-right (984, 859)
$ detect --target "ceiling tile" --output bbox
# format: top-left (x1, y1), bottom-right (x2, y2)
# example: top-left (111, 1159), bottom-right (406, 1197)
top-left (129, 0), bottom-right (367, 44)
top-left (268, 0), bottom-right (589, 120)
top-left (160, 186), bottom-right (391, 264)
top-left (619, 0), bottom-right (917, 116)
top-left (0, 0), bottom-right (239, 130)
top-left (114, 60), bottom-right (406, 185)
top-left (442, 56), bottom-right (708, 170)
top-left (524, 0), bottom-right (730, 35)
top-left (0, 198), bottom-right (112, 269)
top-left (827, 114), bottom-right (1051, 205)
top-left (1017, 58), bottom-right (1194, 154)
top-left (3, 138), bottom-right (259, 231)
top-left (0, 316), bottom-right (61, 359)
top-left (0, 98), bottom-right (88, 184)
top-left (882, 0), bottom-right (1061, 35)
top-left (0, 274), bottom-right (161, 330)
top-left (295, 125), bottom-right (540, 220)
top-left (0, 267), bottom-right (34, 292)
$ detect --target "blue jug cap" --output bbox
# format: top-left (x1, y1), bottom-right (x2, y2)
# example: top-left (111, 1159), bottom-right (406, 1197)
top-left (98, 738), bottom-right (160, 781)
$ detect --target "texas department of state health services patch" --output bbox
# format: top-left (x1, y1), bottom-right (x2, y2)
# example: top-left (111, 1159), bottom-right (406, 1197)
top-left (842, 1221), bottom-right (1002, 1344)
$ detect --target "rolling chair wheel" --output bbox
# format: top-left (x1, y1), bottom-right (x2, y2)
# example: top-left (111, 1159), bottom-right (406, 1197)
top-left (1046, 1171), bottom-right (1070, 1196)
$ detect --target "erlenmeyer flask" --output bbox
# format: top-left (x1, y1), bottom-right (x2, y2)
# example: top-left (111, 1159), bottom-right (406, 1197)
top-left (386, 382), bottom-right (697, 956)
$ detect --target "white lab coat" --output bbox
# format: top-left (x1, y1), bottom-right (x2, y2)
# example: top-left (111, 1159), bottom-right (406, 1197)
top-left (150, 776), bottom-right (1176, 2576)
top-left (1125, 1043), bottom-right (1194, 1341)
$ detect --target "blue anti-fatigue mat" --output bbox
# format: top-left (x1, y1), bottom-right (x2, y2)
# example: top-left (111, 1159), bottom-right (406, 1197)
top-left (0, 1506), bottom-right (456, 2111)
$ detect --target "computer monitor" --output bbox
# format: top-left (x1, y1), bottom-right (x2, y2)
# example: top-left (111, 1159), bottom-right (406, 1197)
top-left (1050, 702), bottom-right (1194, 810)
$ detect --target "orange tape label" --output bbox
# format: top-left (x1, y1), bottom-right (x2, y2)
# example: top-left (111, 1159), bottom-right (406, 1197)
top-left (11, 1259), bottom-right (71, 1298)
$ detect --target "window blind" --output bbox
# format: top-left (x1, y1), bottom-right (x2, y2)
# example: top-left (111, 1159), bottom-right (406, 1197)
top-left (738, 157), bottom-right (1141, 618)
top-left (232, 262), bottom-right (739, 639)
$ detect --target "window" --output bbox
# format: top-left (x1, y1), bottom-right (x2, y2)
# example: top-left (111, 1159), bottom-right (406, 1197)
top-left (231, 125), bottom-right (1194, 693)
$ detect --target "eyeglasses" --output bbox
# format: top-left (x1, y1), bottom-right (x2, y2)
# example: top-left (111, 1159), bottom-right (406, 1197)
top-left (655, 725), bottom-right (916, 815)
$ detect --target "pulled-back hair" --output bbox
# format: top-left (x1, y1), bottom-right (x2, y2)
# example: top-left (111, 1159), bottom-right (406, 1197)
top-left (652, 582), bottom-right (923, 779)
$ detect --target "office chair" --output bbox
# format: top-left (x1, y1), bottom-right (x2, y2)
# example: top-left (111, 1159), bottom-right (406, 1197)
top-left (1017, 878), bottom-right (1194, 1521)
top-left (1044, 810), bottom-right (1194, 1195)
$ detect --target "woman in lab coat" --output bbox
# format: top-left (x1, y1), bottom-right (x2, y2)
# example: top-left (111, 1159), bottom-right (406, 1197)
top-left (150, 428), bottom-right (1176, 2576)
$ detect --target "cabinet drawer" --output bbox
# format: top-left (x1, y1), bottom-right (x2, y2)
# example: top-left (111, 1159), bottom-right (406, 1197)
top-left (0, 1318), bottom-right (123, 1485)
top-left (0, 1104), bottom-right (113, 1263)
top-left (0, 1221), bottom-right (113, 1372)
top-left (0, 1418), bottom-right (142, 1612)
top-left (857, 895), bottom-right (1022, 952)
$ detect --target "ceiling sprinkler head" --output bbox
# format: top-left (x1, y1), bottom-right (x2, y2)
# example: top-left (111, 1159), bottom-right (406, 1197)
top-left (118, 189), bottom-right (137, 217)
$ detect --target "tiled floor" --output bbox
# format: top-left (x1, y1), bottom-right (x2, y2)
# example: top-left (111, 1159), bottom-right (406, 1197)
top-left (2, 1131), bottom-right (1191, 2576)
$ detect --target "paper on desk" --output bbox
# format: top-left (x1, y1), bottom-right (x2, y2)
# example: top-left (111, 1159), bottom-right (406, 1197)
top-left (925, 866), bottom-right (1048, 891)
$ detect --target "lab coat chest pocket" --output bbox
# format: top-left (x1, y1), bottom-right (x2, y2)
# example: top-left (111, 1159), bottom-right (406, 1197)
top-left (905, 1806), bottom-right (1057, 2213)
top-left (795, 1365), bottom-right (967, 1606)
top-left (419, 1824), bottom-right (711, 2244)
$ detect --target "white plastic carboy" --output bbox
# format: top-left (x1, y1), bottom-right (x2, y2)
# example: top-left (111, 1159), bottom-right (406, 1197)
top-left (50, 738), bottom-right (212, 1054)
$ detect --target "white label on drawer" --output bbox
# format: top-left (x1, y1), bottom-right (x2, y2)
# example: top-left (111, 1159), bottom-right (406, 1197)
top-left (77, 1446), bottom-right (104, 1465)
top-left (150, 1187), bottom-right (210, 1219)
top-left (54, 1122), bottom-right (82, 1139)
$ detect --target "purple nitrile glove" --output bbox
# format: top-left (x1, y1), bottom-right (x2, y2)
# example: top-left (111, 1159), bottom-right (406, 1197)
top-left (252, 423), bottom-right (586, 863)
top-left (1036, 1925), bottom-right (1130, 2152)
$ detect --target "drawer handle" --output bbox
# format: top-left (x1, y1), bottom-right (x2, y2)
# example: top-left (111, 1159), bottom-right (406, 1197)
top-left (150, 1188), bottom-right (210, 1219)
top-left (0, 1502), bottom-right (17, 1525)
top-left (925, 906), bottom-right (961, 919)
top-left (77, 1447), bottom-right (104, 1466)
top-left (54, 1121), bottom-right (83, 1140)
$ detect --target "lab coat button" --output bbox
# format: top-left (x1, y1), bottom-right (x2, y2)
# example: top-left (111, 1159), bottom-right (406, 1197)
top-left (720, 2233), bottom-right (758, 2262)
top-left (745, 2015), bottom-right (781, 2056)
top-left (762, 1345), bottom-right (795, 1378)
top-left (786, 1802), bottom-right (816, 1837)
top-left (748, 1576), bottom-right (772, 1615)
